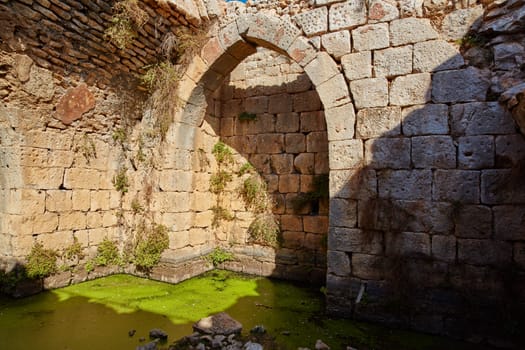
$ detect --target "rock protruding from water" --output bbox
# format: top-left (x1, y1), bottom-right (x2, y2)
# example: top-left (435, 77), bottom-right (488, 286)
top-left (137, 340), bottom-right (158, 350)
top-left (149, 328), bottom-right (168, 341)
top-left (193, 312), bottom-right (242, 335)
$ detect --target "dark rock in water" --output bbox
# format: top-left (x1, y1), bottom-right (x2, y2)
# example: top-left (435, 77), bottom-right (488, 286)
top-left (250, 325), bottom-right (266, 334)
top-left (137, 341), bottom-right (158, 350)
top-left (315, 339), bottom-right (330, 350)
top-left (193, 312), bottom-right (242, 335)
top-left (149, 328), bottom-right (168, 340)
top-left (129, 329), bottom-right (136, 337)
top-left (186, 332), bottom-right (201, 345)
top-left (195, 343), bottom-right (206, 350)
top-left (139, 337), bottom-right (146, 342)
top-left (281, 330), bottom-right (291, 336)
top-left (244, 341), bottom-right (263, 350)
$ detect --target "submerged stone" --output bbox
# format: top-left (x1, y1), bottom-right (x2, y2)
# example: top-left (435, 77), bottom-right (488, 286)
top-left (193, 312), bottom-right (242, 335)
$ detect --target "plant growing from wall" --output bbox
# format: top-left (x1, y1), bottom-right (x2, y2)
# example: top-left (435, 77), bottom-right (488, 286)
top-left (211, 205), bottom-right (234, 228)
top-left (238, 162), bottom-right (255, 176)
top-left (26, 243), bottom-right (57, 279)
top-left (76, 133), bottom-right (97, 163)
top-left (210, 170), bottom-right (233, 194)
top-left (113, 167), bottom-right (129, 193)
top-left (238, 112), bottom-right (257, 121)
top-left (93, 237), bottom-right (121, 267)
top-left (247, 214), bottom-right (280, 248)
top-left (209, 141), bottom-right (236, 228)
top-left (212, 141), bottom-right (234, 165)
top-left (241, 175), bottom-right (270, 213)
top-left (291, 174), bottom-right (329, 212)
top-left (205, 247), bottom-right (235, 267)
top-left (105, 0), bottom-right (149, 50)
top-left (133, 223), bottom-right (169, 271)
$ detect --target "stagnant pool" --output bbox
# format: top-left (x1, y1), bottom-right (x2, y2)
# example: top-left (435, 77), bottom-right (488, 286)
top-left (0, 271), bottom-right (494, 350)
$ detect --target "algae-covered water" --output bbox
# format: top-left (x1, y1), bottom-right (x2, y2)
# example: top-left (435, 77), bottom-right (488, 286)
top-left (0, 271), bottom-right (493, 350)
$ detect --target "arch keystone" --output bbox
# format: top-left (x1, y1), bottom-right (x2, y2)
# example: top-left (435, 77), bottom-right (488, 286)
top-left (287, 36), bottom-right (317, 67)
top-left (245, 14), bottom-right (301, 54)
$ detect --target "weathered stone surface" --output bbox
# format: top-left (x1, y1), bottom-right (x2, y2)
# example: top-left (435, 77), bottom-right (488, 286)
top-left (329, 169), bottom-right (377, 199)
top-left (325, 102), bottom-right (356, 141)
top-left (432, 235), bottom-right (456, 263)
top-left (304, 52), bottom-right (339, 87)
top-left (351, 253), bottom-right (385, 280)
top-left (350, 78), bottom-right (388, 109)
top-left (14, 54), bottom-right (33, 82)
top-left (316, 74), bottom-right (351, 109)
top-left (390, 73), bottom-right (431, 106)
top-left (412, 136), bottom-right (456, 169)
top-left (458, 239), bottom-right (512, 266)
top-left (341, 51), bottom-right (371, 81)
top-left (493, 205), bottom-right (525, 241)
top-left (352, 23), bottom-right (389, 52)
top-left (329, 227), bottom-right (383, 254)
top-left (55, 84), bottom-right (96, 125)
top-left (356, 107), bottom-right (401, 138)
top-left (450, 102), bottom-right (516, 136)
top-left (287, 36), bottom-right (317, 67)
top-left (458, 135), bottom-right (494, 169)
top-left (378, 169), bottom-right (432, 200)
top-left (390, 18), bottom-right (438, 46)
top-left (413, 40), bottom-right (464, 73)
top-left (292, 7), bottom-right (328, 37)
top-left (329, 0), bottom-right (367, 31)
top-left (385, 232), bottom-right (430, 257)
top-left (494, 42), bottom-right (525, 70)
top-left (194, 312), bottom-right (242, 335)
top-left (433, 170), bottom-right (480, 203)
top-left (306, 131), bottom-right (328, 152)
top-left (22, 65), bottom-right (55, 101)
top-left (481, 169), bottom-right (525, 204)
top-left (432, 68), bottom-right (490, 103)
top-left (374, 45), bottom-right (412, 78)
top-left (402, 104), bottom-right (449, 136)
top-left (365, 138), bottom-right (411, 169)
top-left (329, 139), bottom-right (363, 169)
top-left (327, 250), bottom-right (351, 276)
top-left (329, 198), bottom-right (357, 228)
top-left (246, 14), bottom-right (300, 52)
top-left (454, 205), bottom-right (493, 239)
top-left (293, 90), bottom-right (321, 112)
top-left (441, 6), bottom-right (484, 41)
top-left (495, 134), bottom-right (525, 167)
top-left (368, 0), bottom-right (399, 23)
top-left (321, 30), bottom-right (351, 59)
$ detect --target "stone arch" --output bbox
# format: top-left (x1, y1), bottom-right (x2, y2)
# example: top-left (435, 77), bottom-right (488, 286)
top-left (175, 13), bottom-right (354, 144)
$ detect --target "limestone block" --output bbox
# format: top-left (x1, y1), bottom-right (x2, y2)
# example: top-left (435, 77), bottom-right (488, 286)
top-left (151, 192), bottom-right (191, 213)
top-left (368, 0), bottom-right (399, 23)
top-left (245, 96), bottom-right (268, 114)
top-left (64, 168), bottom-right (100, 189)
top-left (458, 239), bottom-right (512, 266)
top-left (304, 52), bottom-right (340, 87)
top-left (325, 103), bottom-right (356, 141)
top-left (90, 191), bottom-right (110, 211)
top-left (162, 213), bottom-right (193, 232)
top-left (280, 215), bottom-right (303, 232)
top-left (341, 51), bottom-right (371, 81)
top-left (493, 205), bottom-right (525, 241)
top-left (412, 136), bottom-right (456, 169)
top-left (46, 190), bottom-right (72, 212)
top-left (329, 1), bottom-right (367, 31)
top-left (327, 250), bottom-right (351, 276)
top-left (432, 67), bottom-right (490, 103)
top-left (352, 23), bottom-right (389, 52)
top-left (193, 211), bottom-right (213, 228)
top-left (300, 111), bottom-right (326, 132)
top-left (292, 7), bottom-right (328, 37)
top-left (306, 131), bottom-right (328, 152)
top-left (450, 102), bottom-right (515, 136)
top-left (287, 36), bottom-right (318, 68)
top-left (481, 169), bottom-right (525, 204)
top-left (269, 154), bottom-right (293, 175)
top-left (257, 134), bottom-right (284, 154)
top-left (365, 138), bottom-right (411, 169)
top-left (389, 18), bottom-right (438, 46)
top-left (458, 135), bottom-right (494, 169)
top-left (59, 212), bottom-right (87, 231)
top-left (329, 198), bottom-right (357, 228)
top-left (285, 133), bottom-right (306, 153)
top-left (356, 107), bottom-right (401, 139)
top-left (455, 205), bottom-right (492, 239)
top-left (247, 14), bottom-right (301, 52)
top-left (159, 171), bottom-right (193, 192)
top-left (413, 40), bottom-right (464, 73)
top-left (38, 231), bottom-right (74, 251)
top-left (329, 140), bottom-right (363, 170)
top-left (201, 37), bottom-right (225, 66)
top-left (287, 73), bottom-right (313, 93)
top-left (304, 232), bottom-right (324, 249)
top-left (33, 212), bottom-right (59, 233)
top-left (350, 78), bottom-right (389, 109)
top-left (250, 154), bottom-right (271, 174)
top-left (316, 74), bottom-right (352, 109)
top-left (11, 235), bottom-right (34, 257)
top-left (281, 231), bottom-right (305, 249)
top-left (399, 0), bottom-right (423, 17)
top-left (374, 45), bottom-right (413, 78)
top-left (23, 65), bottom-right (55, 101)
top-left (304, 216), bottom-right (328, 234)
top-left (276, 112), bottom-right (300, 133)
top-left (22, 167), bottom-right (64, 189)
top-left (321, 30), bottom-right (351, 59)
top-left (246, 114), bottom-right (276, 134)
top-left (330, 169), bottom-right (377, 199)
top-left (390, 73), bottom-right (431, 106)
top-left (385, 232), bottom-right (430, 257)
top-left (433, 170), bottom-right (480, 203)
top-left (351, 253), bottom-right (385, 280)
top-left (294, 153), bottom-right (315, 174)
top-left (378, 170), bottom-right (432, 200)
top-left (293, 90), bottom-right (322, 112)
top-left (401, 104), bottom-right (449, 136)
top-left (495, 135), bottom-right (525, 167)
top-left (441, 6), bottom-right (484, 41)
top-left (315, 152), bottom-right (329, 175)
top-left (268, 94), bottom-right (293, 114)
top-left (72, 190), bottom-right (91, 211)
top-left (432, 235), bottom-right (456, 263)
top-left (279, 174), bottom-right (300, 193)
top-left (86, 212), bottom-right (103, 229)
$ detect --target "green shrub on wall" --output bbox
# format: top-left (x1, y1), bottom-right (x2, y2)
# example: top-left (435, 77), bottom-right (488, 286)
top-left (26, 243), bottom-right (57, 279)
top-left (133, 224), bottom-right (169, 270)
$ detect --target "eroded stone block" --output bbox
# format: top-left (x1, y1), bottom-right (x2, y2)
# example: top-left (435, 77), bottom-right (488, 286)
top-left (321, 30), bottom-right (351, 59)
top-left (329, 139), bottom-right (363, 169)
top-left (293, 7), bottom-right (328, 37)
top-left (412, 135), bottom-right (456, 169)
top-left (390, 18), bottom-right (438, 46)
top-left (374, 45), bottom-right (413, 78)
top-left (432, 68), bottom-right (490, 103)
top-left (365, 138), bottom-right (411, 169)
top-left (433, 170), bottom-right (480, 203)
top-left (413, 40), bottom-right (464, 73)
top-left (458, 135), bottom-right (495, 169)
top-left (378, 169), bottom-right (432, 200)
top-left (350, 78), bottom-right (389, 109)
top-left (402, 104), bottom-right (449, 136)
top-left (390, 73), bottom-right (431, 106)
top-left (356, 107), bottom-right (401, 139)
top-left (341, 51), bottom-right (371, 81)
top-left (352, 23), bottom-right (389, 52)
top-left (329, 0), bottom-right (367, 31)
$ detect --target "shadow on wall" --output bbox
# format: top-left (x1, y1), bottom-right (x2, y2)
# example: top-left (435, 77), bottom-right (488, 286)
top-left (327, 11), bottom-right (525, 344)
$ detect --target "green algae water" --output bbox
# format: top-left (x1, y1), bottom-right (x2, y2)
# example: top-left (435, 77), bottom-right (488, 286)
top-left (0, 271), bottom-right (494, 350)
